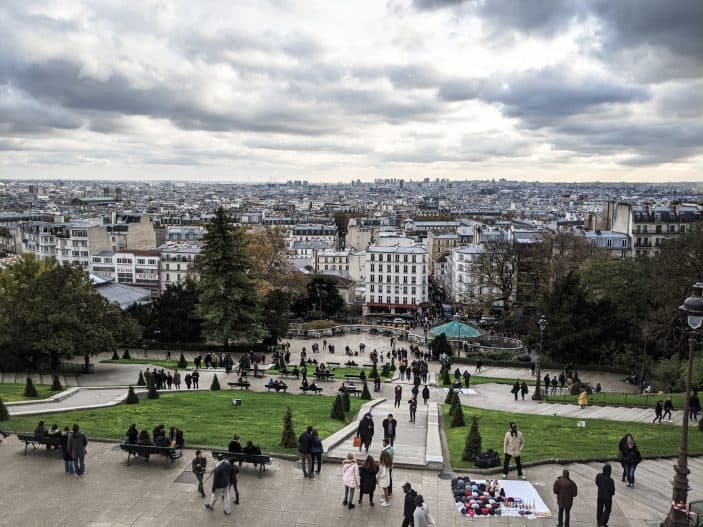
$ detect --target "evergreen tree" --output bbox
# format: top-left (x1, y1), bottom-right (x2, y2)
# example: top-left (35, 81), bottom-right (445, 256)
top-left (449, 390), bottom-right (460, 416)
top-left (137, 370), bottom-right (146, 386)
top-left (331, 394), bottom-right (346, 421)
top-left (0, 397), bottom-right (8, 421)
top-left (50, 375), bottom-right (63, 391)
top-left (381, 363), bottom-right (391, 377)
top-left (445, 387), bottom-right (455, 404)
top-left (281, 406), bottom-right (297, 448)
top-left (360, 380), bottom-right (372, 400)
top-left (122, 349), bottom-right (131, 360)
top-left (342, 390), bottom-right (351, 413)
top-left (126, 385), bottom-right (139, 404)
top-left (451, 402), bottom-right (466, 427)
top-left (463, 416), bottom-right (482, 461)
top-left (177, 353), bottom-right (188, 369)
top-left (211, 374), bottom-right (221, 391)
top-left (147, 376), bottom-right (159, 399)
top-left (153, 279), bottom-right (203, 345)
top-left (111, 350), bottom-right (119, 360)
top-left (262, 288), bottom-right (291, 346)
top-left (431, 333), bottom-right (451, 360)
top-left (24, 377), bottom-right (38, 397)
top-left (196, 207), bottom-right (262, 349)
top-left (369, 363), bottom-right (379, 379)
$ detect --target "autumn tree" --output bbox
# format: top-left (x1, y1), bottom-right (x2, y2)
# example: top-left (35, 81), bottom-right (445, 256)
top-left (471, 240), bottom-right (518, 313)
top-left (247, 226), bottom-right (297, 293)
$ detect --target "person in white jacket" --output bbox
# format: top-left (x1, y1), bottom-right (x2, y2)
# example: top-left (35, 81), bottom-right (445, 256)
top-left (342, 452), bottom-right (360, 510)
top-left (502, 421), bottom-right (526, 479)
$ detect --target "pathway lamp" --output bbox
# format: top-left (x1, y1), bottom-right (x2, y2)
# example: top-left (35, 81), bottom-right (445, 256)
top-left (532, 315), bottom-right (547, 401)
top-left (663, 282), bottom-right (703, 527)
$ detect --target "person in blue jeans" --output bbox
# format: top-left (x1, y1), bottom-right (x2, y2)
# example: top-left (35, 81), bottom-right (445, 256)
top-left (620, 434), bottom-right (641, 488)
top-left (68, 424), bottom-right (88, 477)
top-left (60, 426), bottom-right (73, 474)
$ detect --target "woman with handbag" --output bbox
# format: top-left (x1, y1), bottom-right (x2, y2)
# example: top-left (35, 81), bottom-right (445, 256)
top-left (413, 494), bottom-right (435, 526)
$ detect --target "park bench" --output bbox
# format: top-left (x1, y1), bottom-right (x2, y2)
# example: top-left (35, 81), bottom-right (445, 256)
top-left (16, 433), bottom-right (62, 455)
top-left (300, 385), bottom-right (323, 394)
top-left (362, 363), bottom-right (375, 368)
top-left (227, 381), bottom-right (251, 390)
top-left (239, 367), bottom-right (264, 378)
top-left (326, 362), bottom-right (341, 369)
top-left (277, 370), bottom-right (299, 379)
top-left (211, 449), bottom-right (272, 478)
top-left (119, 441), bottom-right (183, 465)
top-left (344, 374), bottom-right (364, 382)
top-left (314, 371), bottom-right (334, 381)
top-left (339, 388), bottom-right (362, 397)
top-left (265, 384), bottom-right (288, 393)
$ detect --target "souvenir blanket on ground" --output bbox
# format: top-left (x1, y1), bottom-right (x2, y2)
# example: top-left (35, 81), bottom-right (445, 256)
top-left (451, 476), bottom-right (551, 519)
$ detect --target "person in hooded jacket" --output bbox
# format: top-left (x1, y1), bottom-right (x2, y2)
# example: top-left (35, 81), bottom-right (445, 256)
top-left (620, 434), bottom-right (642, 487)
top-left (356, 413), bottom-right (374, 453)
top-left (358, 455), bottom-right (378, 506)
top-left (402, 482), bottom-right (418, 527)
top-left (553, 469), bottom-right (578, 527)
top-left (595, 463), bottom-right (615, 527)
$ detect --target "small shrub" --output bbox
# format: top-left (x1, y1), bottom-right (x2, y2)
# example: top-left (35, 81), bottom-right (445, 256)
top-left (281, 406), bottom-right (297, 448)
top-left (136, 371), bottom-right (146, 386)
top-left (451, 403), bottom-right (466, 427)
top-left (177, 353), bottom-right (188, 369)
top-left (381, 363), bottom-right (391, 377)
top-left (50, 375), bottom-right (63, 391)
top-left (24, 377), bottom-right (38, 397)
top-left (147, 377), bottom-right (159, 399)
top-left (331, 394), bottom-right (346, 421)
top-left (360, 380), bottom-right (372, 400)
top-left (211, 374), bottom-right (221, 391)
top-left (111, 350), bottom-right (120, 360)
top-left (445, 388), bottom-right (455, 405)
top-left (125, 386), bottom-right (139, 404)
top-left (0, 397), bottom-right (8, 421)
top-left (122, 349), bottom-right (131, 360)
top-left (463, 416), bottom-right (482, 461)
top-left (449, 390), bottom-right (460, 416)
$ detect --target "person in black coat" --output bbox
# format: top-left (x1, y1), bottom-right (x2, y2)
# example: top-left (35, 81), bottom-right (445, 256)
top-left (595, 463), bottom-right (615, 527)
top-left (298, 426), bottom-right (315, 478)
top-left (192, 450), bottom-right (207, 497)
top-left (60, 426), bottom-right (73, 475)
top-left (205, 459), bottom-right (232, 514)
top-left (382, 414), bottom-right (397, 447)
top-left (125, 424), bottom-right (138, 444)
top-left (422, 385), bottom-right (430, 405)
top-left (620, 435), bottom-right (642, 487)
top-left (357, 413), bottom-right (374, 453)
top-left (358, 455), bottom-right (378, 506)
top-left (402, 482), bottom-right (418, 527)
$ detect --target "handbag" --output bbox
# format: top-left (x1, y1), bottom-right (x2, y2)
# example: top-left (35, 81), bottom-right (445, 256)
top-left (427, 512), bottom-right (435, 525)
top-left (353, 436), bottom-right (361, 448)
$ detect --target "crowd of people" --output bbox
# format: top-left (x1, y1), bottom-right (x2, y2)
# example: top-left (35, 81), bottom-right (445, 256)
top-left (32, 420), bottom-right (88, 477)
top-left (124, 423), bottom-right (184, 452)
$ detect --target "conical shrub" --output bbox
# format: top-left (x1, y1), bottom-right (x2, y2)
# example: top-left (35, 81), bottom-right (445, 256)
top-left (280, 406), bottom-right (297, 448)
top-left (360, 380), bottom-right (372, 400)
top-left (451, 403), bottom-right (466, 427)
top-left (137, 371), bottom-right (146, 386)
top-left (147, 376), bottom-right (159, 399)
top-left (24, 377), bottom-right (38, 397)
top-left (369, 363), bottom-right (379, 379)
top-left (51, 375), bottom-right (63, 391)
top-left (210, 374), bottom-right (221, 391)
top-left (463, 416), bottom-right (482, 461)
top-left (331, 394), bottom-right (346, 421)
top-left (177, 353), bottom-right (188, 369)
top-left (442, 368), bottom-right (451, 386)
top-left (449, 390), bottom-right (460, 416)
top-left (126, 386), bottom-right (139, 404)
top-left (122, 349), bottom-right (131, 360)
top-left (445, 387), bottom-right (455, 405)
top-left (111, 350), bottom-right (120, 360)
top-left (0, 397), bottom-right (9, 421)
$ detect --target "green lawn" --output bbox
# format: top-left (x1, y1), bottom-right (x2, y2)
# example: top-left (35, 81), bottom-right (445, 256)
top-left (444, 405), bottom-right (703, 470)
top-left (2, 391), bottom-right (363, 454)
top-left (101, 359), bottom-right (191, 370)
top-left (0, 383), bottom-right (55, 402)
top-left (543, 391), bottom-right (685, 409)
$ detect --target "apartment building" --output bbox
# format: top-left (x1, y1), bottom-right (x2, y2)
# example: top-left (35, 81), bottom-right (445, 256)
top-left (426, 231), bottom-right (459, 277)
top-left (159, 243), bottom-right (201, 292)
top-left (21, 221), bottom-right (111, 270)
top-left (91, 250), bottom-right (161, 292)
top-left (288, 223), bottom-right (338, 250)
top-left (443, 245), bottom-right (505, 311)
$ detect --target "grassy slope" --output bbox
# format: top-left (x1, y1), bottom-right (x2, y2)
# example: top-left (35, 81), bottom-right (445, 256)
top-left (0, 383), bottom-right (55, 402)
top-left (3, 391), bottom-right (363, 454)
top-left (444, 405), bottom-right (703, 470)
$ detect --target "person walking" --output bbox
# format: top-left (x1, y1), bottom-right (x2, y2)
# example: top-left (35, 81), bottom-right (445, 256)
top-left (553, 469), bottom-right (578, 527)
top-left (511, 380), bottom-right (519, 401)
top-left (413, 494), bottom-right (433, 527)
top-left (228, 460), bottom-right (240, 505)
top-left (382, 414), bottom-right (397, 447)
top-left (620, 434), bottom-right (642, 487)
top-left (191, 370), bottom-right (199, 389)
top-left (68, 424), bottom-right (88, 477)
top-left (394, 385), bottom-right (402, 409)
top-left (617, 433), bottom-right (631, 482)
top-left (356, 413), bottom-right (374, 453)
top-left (596, 463), bottom-right (615, 527)
top-left (402, 482), bottom-right (418, 527)
top-left (422, 385), bottom-right (430, 405)
top-left (358, 455), bottom-right (378, 506)
top-left (653, 400), bottom-right (663, 424)
top-left (342, 452), bottom-right (360, 509)
top-left (663, 396), bottom-right (674, 422)
top-left (382, 437), bottom-right (395, 496)
top-left (408, 397), bottom-right (417, 423)
top-left (205, 458), bottom-right (231, 514)
top-left (311, 427), bottom-right (323, 475)
top-left (192, 450), bottom-right (207, 497)
top-left (377, 450), bottom-right (393, 507)
top-left (520, 381), bottom-right (528, 400)
top-left (689, 391), bottom-right (701, 421)
top-left (298, 425), bottom-right (315, 478)
top-left (502, 422), bottom-right (525, 479)
top-left (578, 389), bottom-right (588, 409)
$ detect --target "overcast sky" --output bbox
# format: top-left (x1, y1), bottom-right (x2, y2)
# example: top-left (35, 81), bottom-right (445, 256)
top-left (1, 0), bottom-right (702, 183)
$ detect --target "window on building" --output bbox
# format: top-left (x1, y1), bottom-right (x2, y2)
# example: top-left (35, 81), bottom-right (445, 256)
top-left (403, 286), bottom-right (408, 294)
top-left (622, 239), bottom-right (627, 247)
top-left (370, 254), bottom-right (375, 261)
top-left (412, 255), bottom-right (416, 262)
top-left (607, 239), bottom-right (612, 247)
top-left (386, 296), bottom-right (391, 303)
top-left (395, 265), bottom-right (399, 273)
top-left (403, 255), bottom-right (408, 262)
top-left (137, 258), bottom-right (145, 265)
top-left (412, 286), bottom-right (416, 294)
top-left (370, 285), bottom-right (374, 292)
top-left (412, 265), bottom-right (416, 273)
top-left (369, 295), bottom-right (374, 303)
top-left (370, 264), bottom-right (374, 272)
top-left (394, 296), bottom-right (399, 304)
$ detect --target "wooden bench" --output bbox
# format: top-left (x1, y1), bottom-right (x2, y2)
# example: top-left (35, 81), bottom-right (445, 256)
top-left (211, 449), bottom-right (272, 478)
top-left (362, 363), bottom-right (375, 368)
top-left (120, 441), bottom-right (183, 465)
top-left (344, 374), bottom-right (364, 382)
top-left (265, 384), bottom-right (288, 392)
top-left (340, 388), bottom-right (362, 397)
top-left (227, 381), bottom-right (251, 390)
top-left (240, 368), bottom-right (264, 378)
top-left (300, 385), bottom-right (323, 394)
top-left (326, 362), bottom-right (341, 369)
top-left (16, 433), bottom-right (62, 455)
top-left (314, 372), bottom-right (334, 381)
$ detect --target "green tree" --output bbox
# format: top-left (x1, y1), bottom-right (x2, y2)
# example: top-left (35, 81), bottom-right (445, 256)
top-left (331, 394), bottom-right (346, 420)
top-left (360, 380), bottom-right (372, 400)
top-left (125, 386), bottom-right (139, 404)
top-left (442, 368), bottom-right (451, 386)
top-left (122, 349), bottom-right (131, 360)
top-left (177, 353), bottom-right (188, 369)
top-left (196, 207), bottom-right (262, 348)
top-left (280, 406), bottom-right (297, 448)
top-left (262, 288), bottom-right (291, 346)
top-left (211, 374), bottom-right (221, 391)
top-left (451, 402), bottom-right (466, 427)
top-left (298, 275), bottom-right (345, 319)
top-left (154, 279), bottom-right (202, 345)
top-left (51, 375), bottom-right (63, 391)
top-left (0, 397), bottom-right (8, 421)
top-left (445, 387), bottom-right (455, 404)
top-left (136, 371), bottom-right (146, 387)
top-left (463, 416), bottom-right (482, 461)
top-left (342, 391), bottom-right (351, 413)
top-left (24, 377), bottom-right (38, 397)
top-left (432, 333), bottom-right (452, 360)
top-left (449, 390), bottom-right (460, 416)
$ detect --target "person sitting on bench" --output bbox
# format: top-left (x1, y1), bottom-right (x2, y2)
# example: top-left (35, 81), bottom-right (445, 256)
top-left (277, 380), bottom-right (287, 391)
top-left (308, 381), bottom-right (319, 391)
top-left (228, 434), bottom-right (243, 453)
top-left (267, 377), bottom-right (275, 388)
top-left (137, 430), bottom-right (152, 445)
top-left (292, 366), bottom-right (300, 378)
top-left (154, 430), bottom-right (170, 447)
top-left (34, 421), bottom-right (48, 437)
top-left (126, 424), bottom-right (138, 444)
top-left (174, 428), bottom-right (184, 448)
top-left (243, 440), bottom-right (262, 466)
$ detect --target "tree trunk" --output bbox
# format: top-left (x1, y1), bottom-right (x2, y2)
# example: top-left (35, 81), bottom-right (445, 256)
top-left (50, 350), bottom-right (59, 372)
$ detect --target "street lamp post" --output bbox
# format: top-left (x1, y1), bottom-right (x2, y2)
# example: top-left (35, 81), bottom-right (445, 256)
top-left (532, 315), bottom-right (547, 401)
top-left (663, 282), bottom-right (703, 527)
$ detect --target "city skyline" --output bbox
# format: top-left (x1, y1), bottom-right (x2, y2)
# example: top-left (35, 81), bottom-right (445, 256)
top-left (1, 0), bottom-right (702, 183)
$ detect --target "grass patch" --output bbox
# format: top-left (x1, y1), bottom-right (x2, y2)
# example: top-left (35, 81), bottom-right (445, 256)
top-left (0, 383), bottom-right (55, 402)
top-left (543, 392), bottom-right (685, 409)
top-left (100, 359), bottom-right (191, 370)
top-left (444, 405), bottom-right (703, 470)
top-left (3, 391), bottom-right (363, 454)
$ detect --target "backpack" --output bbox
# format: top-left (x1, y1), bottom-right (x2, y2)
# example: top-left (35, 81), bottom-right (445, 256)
top-left (475, 449), bottom-right (500, 468)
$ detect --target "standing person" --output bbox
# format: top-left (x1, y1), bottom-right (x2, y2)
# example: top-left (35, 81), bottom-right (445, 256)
top-left (653, 400), bottom-right (663, 424)
top-left (377, 450), bottom-right (393, 507)
top-left (68, 424), bottom-right (87, 478)
top-left (402, 482), bottom-right (418, 527)
top-left (617, 433), bottom-right (631, 482)
top-left (595, 463), bottom-right (615, 527)
top-left (191, 370), bottom-right (199, 389)
top-left (511, 380), bottom-right (520, 401)
top-left (551, 376), bottom-right (558, 394)
top-left (413, 494), bottom-right (432, 527)
top-left (394, 385), bottom-right (402, 408)
top-left (228, 460), bottom-right (240, 505)
top-left (520, 381), bottom-right (528, 400)
top-left (356, 413), bottom-right (374, 453)
top-left (298, 426), bottom-right (315, 478)
top-left (620, 434), bottom-right (642, 487)
top-left (690, 391), bottom-right (701, 421)
top-left (663, 396), bottom-right (674, 422)
top-left (502, 422), bottom-right (525, 479)
top-left (408, 397), bottom-right (417, 423)
top-left (475, 360), bottom-right (482, 372)
top-left (382, 414), bottom-right (397, 447)
top-left (311, 427), bottom-right (323, 475)
top-left (578, 389), bottom-right (588, 409)
top-left (463, 369), bottom-right (471, 388)
top-left (382, 437), bottom-right (395, 496)
top-left (192, 450), bottom-right (207, 498)
top-left (173, 370), bottom-right (181, 390)
top-left (60, 426), bottom-right (73, 475)
top-left (185, 373), bottom-right (192, 390)
top-left (422, 385), bottom-right (430, 405)
top-left (553, 469), bottom-right (578, 527)
top-left (358, 455), bottom-right (378, 506)
top-left (205, 458), bottom-right (231, 515)
top-left (342, 452), bottom-right (360, 509)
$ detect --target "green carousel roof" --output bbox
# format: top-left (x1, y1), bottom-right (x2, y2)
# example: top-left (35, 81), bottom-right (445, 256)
top-left (429, 319), bottom-right (482, 339)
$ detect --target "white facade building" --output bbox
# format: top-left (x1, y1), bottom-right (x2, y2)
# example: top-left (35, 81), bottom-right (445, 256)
top-left (159, 243), bottom-right (201, 292)
top-left (363, 243), bottom-right (428, 316)
top-left (91, 250), bottom-right (161, 292)
top-left (444, 244), bottom-right (504, 309)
